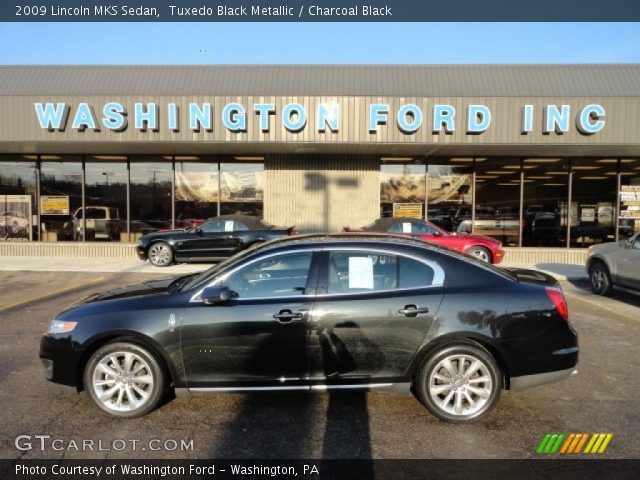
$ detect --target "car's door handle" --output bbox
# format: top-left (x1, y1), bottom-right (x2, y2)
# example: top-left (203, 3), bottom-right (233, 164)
top-left (398, 305), bottom-right (430, 317)
top-left (273, 310), bottom-right (305, 322)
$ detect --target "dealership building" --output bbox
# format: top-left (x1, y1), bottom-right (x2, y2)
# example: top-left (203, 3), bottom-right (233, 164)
top-left (0, 65), bottom-right (639, 262)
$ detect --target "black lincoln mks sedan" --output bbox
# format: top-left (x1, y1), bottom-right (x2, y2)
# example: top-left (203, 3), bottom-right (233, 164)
top-left (41, 234), bottom-right (578, 422)
top-left (137, 214), bottom-right (296, 267)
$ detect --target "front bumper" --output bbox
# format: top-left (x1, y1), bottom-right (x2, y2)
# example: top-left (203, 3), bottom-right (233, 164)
top-left (39, 334), bottom-right (82, 389)
top-left (136, 245), bottom-right (148, 260)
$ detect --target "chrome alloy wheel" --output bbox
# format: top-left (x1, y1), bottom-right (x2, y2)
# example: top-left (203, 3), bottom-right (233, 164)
top-left (429, 354), bottom-right (493, 417)
top-left (148, 242), bottom-right (172, 266)
top-left (591, 268), bottom-right (606, 290)
top-left (469, 248), bottom-right (490, 262)
top-left (91, 351), bottom-right (154, 413)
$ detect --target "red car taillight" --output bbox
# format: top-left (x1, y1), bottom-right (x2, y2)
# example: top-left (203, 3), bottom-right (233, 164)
top-left (545, 287), bottom-right (569, 321)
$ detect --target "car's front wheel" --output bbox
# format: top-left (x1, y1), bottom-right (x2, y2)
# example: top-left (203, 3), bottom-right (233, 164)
top-left (148, 241), bottom-right (174, 267)
top-left (84, 341), bottom-right (167, 418)
top-left (467, 246), bottom-right (492, 263)
top-left (414, 343), bottom-right (501, 422)
top-left (589, 261), bottom-right (612, 296)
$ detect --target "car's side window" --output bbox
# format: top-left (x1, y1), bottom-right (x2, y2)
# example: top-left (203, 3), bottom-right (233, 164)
top-left (327, 251), bottom-right (437, 294)
top-left (234, 221), bottom-right (248, 231)
top-left (221, 252), bottom-right (313, 299)
top-left (412, 223), bottom-right (438, 235)
top-left (200, 220), bottom-right (225, 233)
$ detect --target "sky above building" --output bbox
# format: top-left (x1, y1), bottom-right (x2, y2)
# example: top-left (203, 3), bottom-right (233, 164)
top-left (0, 22), bottom-right (638, 64)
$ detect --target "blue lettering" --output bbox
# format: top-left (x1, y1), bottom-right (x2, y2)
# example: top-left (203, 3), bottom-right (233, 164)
top-left (544, 105), bottom-right (570, 134)
top-left (222, 103), bottom-right (246, 131)
top-left (467, 105), bottom-right (491, 133)
top-left (577, 104), bottom-right (605, 134)
top-left (369, 104), bottom-right (389, 133)
top-left (134, 103), bottom-right (158, 131)
top-left (317, 103), bottom-right (340, 132)
top-left (189, 103), bottom-right (212, 131)
top-left (254, 103), bottom-right (275, 132)
top-left (72, 103), bottom-right (98, 131)
top-left (282, 103), bottom-right (306, 132)
top-left (34, 102), bottom-right (69, 131)
top-left (397, 104), bottom-right (423, 134)
top-left (433, 105), bottom-right (456, 133)
top-left (102, 102), bottom-right (126, 131)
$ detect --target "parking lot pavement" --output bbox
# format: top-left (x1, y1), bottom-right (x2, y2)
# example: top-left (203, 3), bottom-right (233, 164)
top-left (0, 271), bottom-right (638, 460)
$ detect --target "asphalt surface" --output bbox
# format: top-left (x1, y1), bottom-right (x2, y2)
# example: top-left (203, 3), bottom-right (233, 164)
top-left (0, 271), bottom-right (638, 460)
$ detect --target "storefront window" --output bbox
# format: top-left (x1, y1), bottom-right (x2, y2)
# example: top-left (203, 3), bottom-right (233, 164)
top-left (83, 158), bottom-right (128, 241)
top-left (0, 156), bottom-right (37, 241)
top-left (380, 163), bottom-right (426, 218)
top-left (175, 159), bottom-right (219, 228)
top-left (39, 157), bottom-right (82, 241)
top-left (570, 158), bottom-right (618, 247)
top-left (427, 160), bottom-right (472, 232)
top-left (522, 158), bottom-right (569, 247)
top-left (473, 158), bottom-right (521, 245)
top-left (220, 162), bottom-right (264, 217)
top-left (618, 159), bottom-right (640, 238)
top-left (130, 157), bottom-right (172, 236)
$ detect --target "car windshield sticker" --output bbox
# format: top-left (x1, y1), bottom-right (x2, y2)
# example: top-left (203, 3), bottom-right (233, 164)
top-left (348, 256), bottom-right (374, 289)
top-left (402, 222), bottom-right (412, 233)
top-left (224, 221), bottom-right (234, 232)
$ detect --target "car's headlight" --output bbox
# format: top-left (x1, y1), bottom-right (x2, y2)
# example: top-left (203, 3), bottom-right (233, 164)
top-left (47, 320), bottom-right (77, 334)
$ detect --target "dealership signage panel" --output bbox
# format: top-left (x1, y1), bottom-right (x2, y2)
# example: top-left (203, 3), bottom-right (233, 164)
top-left (33, 101), bottom-right (606, 136)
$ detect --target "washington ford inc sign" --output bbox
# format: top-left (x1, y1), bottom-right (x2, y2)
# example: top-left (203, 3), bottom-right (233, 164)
top-left (34, 101), bottom-right (606, 136)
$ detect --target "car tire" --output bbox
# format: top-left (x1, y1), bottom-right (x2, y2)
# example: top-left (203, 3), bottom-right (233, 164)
top-left (148, 241), bottom-right (174, 267)
top-left (414, 343), bottom-right (501, 423)
top-left (84, 341), bottom-right (167, 418)
top-left (589, 261), bottom-right (612, 296)
top-left (467, 246), bottom-right (492, 263)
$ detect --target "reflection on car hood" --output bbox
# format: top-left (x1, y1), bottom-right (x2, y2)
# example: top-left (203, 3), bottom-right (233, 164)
top-left (589, 241), bottom-right (623, 256)
top-left (74, 277), bottom-right (175, 306)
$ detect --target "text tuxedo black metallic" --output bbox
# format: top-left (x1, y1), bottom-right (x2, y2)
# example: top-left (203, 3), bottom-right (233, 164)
top-left (40, 234), bottom-right (578, 422)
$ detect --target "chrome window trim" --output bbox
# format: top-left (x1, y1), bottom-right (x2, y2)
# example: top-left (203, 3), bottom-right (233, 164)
top-left (189, 244), bottom-right (445, 303)
top-left (189, 383), bottom-right (395, 393)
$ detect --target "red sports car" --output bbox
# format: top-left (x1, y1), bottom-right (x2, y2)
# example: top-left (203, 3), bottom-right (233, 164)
top-left (344, 217), bottom-right (505, 264)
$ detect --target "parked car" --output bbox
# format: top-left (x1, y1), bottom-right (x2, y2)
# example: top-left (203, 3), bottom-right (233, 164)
top-left (345, 217), bottom-right (505, 264)
top-left (65, 206), bottom-right (126, 241)
top-left (40, 234), bottom-right (578, 421)
top-left (586, 232), bottom-right (640, 295)
top-left (137, 214), bottom-right (297, 267)
top-left (0, 210), bottom-right (29, 235)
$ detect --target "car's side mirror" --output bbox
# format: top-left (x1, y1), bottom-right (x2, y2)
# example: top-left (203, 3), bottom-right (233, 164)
top-left (201, 286), bottom-right (232, 305)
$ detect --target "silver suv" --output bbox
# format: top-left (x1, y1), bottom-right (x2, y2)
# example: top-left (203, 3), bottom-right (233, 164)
top-left (586, 233), bottom-right (640, 295)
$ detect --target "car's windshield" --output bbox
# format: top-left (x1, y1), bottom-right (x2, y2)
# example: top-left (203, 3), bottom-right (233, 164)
top-left (180, 242), bottom-right (267, 291)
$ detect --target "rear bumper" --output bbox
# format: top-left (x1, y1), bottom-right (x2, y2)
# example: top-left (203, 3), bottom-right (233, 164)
top-left (510, 366), bottom-right (578, 391)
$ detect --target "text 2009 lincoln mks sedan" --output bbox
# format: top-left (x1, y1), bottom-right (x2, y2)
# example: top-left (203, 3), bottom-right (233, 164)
top-left (40, 234), bottom-right (578, 422)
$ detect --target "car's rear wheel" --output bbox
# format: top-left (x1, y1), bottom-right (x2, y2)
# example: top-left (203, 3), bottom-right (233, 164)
top-left (84, 342), bottom-right (166, 418)
top-left (589, 261), bottom-right (612, 296)
top-left (148, 241), bottom-right (173, 267)
top-left (467, 246), bottom-right (492, 263)
top-left (414, 343), bottom-right (501, 422)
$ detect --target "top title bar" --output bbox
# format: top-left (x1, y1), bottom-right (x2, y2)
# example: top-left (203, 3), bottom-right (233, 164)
top-left (4, 0), bottom-right (640, 22)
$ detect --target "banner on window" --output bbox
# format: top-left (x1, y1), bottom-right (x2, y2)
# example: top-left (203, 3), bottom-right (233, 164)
top-left (0, 195), bottom-right (32, 241)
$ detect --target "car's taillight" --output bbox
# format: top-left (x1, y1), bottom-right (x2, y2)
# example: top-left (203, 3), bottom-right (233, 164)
top-left (545, 287), bottom-right (569, 321)
top-left (289, 228), bottom-right (297, 236)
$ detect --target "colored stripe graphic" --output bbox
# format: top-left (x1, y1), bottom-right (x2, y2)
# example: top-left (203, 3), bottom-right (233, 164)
top-left (537, 433), bottom-right (612, 455)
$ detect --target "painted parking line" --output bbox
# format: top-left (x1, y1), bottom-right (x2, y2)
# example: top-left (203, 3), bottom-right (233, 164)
top-left (563, 288), bottom-right (640, 323)
top-left (0, 276), bottom-right (105, 313)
